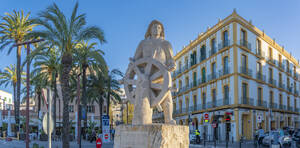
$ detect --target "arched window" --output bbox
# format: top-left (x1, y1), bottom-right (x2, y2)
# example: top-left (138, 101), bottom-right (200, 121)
top-left (200, 45), bottom-right (206, 61)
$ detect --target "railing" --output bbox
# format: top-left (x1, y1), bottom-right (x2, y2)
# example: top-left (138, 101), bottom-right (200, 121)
top-left (215, 98), bottom-right (230, 107)
top-left (287, 86), bottom-right (293, 93)
top-left (255, 49), bottom-right (265, 58)
top-left (295, 90), bottom-right (299, 96)
top-left (239, 40), bottom-right (251, 50)
top-left (279, 104), bottom-right (284, 110)
top-left (218, 40), bottom-right (232, 51)
top-left (239, 97), bottom-right (254, 105)
top-left (295, 108), bottom-right (300, 112)
top-left (209, 48), bottom-right (217, 57)
top-left (278, 82), bottom-right (285, 90)
top-left (270, 103), bottom-right (278, 109)
top-left (207, 72), bottom-right (218, 81)
top-left (288, 106), bottom-right (294, 111)
top-left (268, 78), bottom-right (277, 87)
top-left (256, 72), bottom-right (266, 82)
top-left (219, 68), bottom-right (230, 77)
top-left (240, 66), bottom-right (252, 77)
top-left (267, 58), bottom-right (276, 65)
top-left (278, 63), bottom-right (285, 71)
top-left (200, 55), bottom-right (206, 62)
top-left (257, 100), bottom-right (267, 107)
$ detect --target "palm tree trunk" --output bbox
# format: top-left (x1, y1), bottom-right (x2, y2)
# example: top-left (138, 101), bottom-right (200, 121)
top-left (37, 89), bottom-right (41, 136)
top-left (13, 84), bottom-right (17, 133)
top-left (16, 44), bottom-right (21, 133)
top-left (99, 99), bottom-right (103, 133)
top-left (52, 73), bottom-right (57, 136)
top-left (82, 64), bottom-right (88, 135)
top-left (61, 53), bottom-right (72, 148)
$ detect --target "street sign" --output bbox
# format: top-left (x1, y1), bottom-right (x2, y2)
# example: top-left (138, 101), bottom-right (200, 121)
top-left (204, 113), bottom-right (209, 119)
top-left (42, 114), bottom-right (54, 135)
top-left (212, 123), bottom-right (217, 128)
top-left (102, 115), bottom-right (110, 143)
top-left (257, 114), bottom-right (262, 123)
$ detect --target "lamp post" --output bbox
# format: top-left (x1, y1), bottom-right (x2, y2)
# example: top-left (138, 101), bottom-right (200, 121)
top-left (13, 39), bottom-right (44, 148)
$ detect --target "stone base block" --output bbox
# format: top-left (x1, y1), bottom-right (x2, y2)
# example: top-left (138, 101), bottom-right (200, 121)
top-left (114, 124), bottom-right (189, 148)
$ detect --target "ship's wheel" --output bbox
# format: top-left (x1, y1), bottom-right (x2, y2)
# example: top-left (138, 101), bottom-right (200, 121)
top-left (123, 57), bottom-right (171, 108)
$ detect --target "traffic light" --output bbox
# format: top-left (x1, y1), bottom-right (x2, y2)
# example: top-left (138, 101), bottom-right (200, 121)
top-left (226, 122), bottom-right (231, 131)
top-left (225, 115), bottom-right (231, 122)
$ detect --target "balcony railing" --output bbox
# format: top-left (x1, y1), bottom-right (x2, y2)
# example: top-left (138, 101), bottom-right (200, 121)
top-left (267, 58), bottom-right (276, 65)
top-left (215, 98), bottom-right (230, 107)
top-left (240, 66), bottom-right (252, 77)
top-left (255, 49), bottom-right (265, 58)
top-left (295, 108), bottom-right (300, 112)
top-left (279, 63), bottom-right (285, 71)
top-left (240, 40), bottom-right (251, 50)
top-left (218, 40), bottom-right (232, 50)
top-left (209, 48), bottom-right (217, 57)
top-left (278, 82), bottom-right (285, 89)
top-left (256, 73), bottom-right (266, 82)
top-left (288, 106), bottom-right (294, 111)
top-left (295, 90), bottom-right (299, 96)
top-left (200, 55), bottom-right (206, 62)
top-left (207, 72), bottom-right (218, 81)
top-left (287, 86), bottom-right (293, 93)
top-left (219, 68), bottom-right (230, 77)
top-left (279, 104), bottom-right (284, 110)
top-left (239, 97), bottom-right (254, 106)
top-left (268, 78), bottom-right (277, 87)
top-left (257, 100), bottom-right (267, 108)
top-left (270, 103), bottom-right (278, 109)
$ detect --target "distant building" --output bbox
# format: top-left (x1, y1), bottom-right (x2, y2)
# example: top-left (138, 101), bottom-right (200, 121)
top-left (0, 90), bottom-right (13, 110)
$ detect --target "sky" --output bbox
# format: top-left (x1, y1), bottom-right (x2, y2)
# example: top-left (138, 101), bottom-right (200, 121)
top-left (0, 0), bottom-right (299, 95)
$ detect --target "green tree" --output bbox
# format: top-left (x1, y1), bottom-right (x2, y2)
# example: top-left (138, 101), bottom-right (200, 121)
top-left (0, 64), bottom-right (25, 132)
top-left (29, 3), bottom-right (105, 147)
top-left (106, 69), bottom-right (123, 114)
top-left (0, 10), bottom-right (37, 132)
top-left (73, 40), bottom-right (107, 132)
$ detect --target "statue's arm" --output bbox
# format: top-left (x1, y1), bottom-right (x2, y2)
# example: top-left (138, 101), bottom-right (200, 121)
top-left (133, 41), bottom-right (144, 61)
top-left (164, 41), bottom-right (176, 72)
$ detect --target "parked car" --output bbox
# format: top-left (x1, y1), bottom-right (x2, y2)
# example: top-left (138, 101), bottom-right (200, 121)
top-left (255, 129), bottom-right (265, 145)
top-left (278, 130), bottom-right (292, 147)
top-left (262, 131), bottom-right (280, 146)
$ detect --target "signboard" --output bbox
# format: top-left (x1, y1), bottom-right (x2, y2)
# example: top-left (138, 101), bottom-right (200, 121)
top-left (257, 114), bottom-right (262, 123)
top-left (212, 123), bottom-right (217, 128)
top-left (102, 115), bottom-right (110, 143)
top-left (82, 107), bottom-right (86, 120)
top-left (204, 113), bottom-right (209, 123)
top-left (42, 114), bottom-right (54, 135)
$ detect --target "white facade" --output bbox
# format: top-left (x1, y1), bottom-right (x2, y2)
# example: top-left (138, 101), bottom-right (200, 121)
top-left (0, 90), bottom-right (13, 110)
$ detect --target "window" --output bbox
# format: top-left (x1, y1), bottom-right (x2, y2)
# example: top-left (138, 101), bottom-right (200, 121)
top-left (193, 95), bottom-right (197, 110)
top-left (269, 91), bottom-right (273, 105)
top-left (193, 72), bottom-right (197, 87)
top-left (286, 60), bottom-right (290, 71)
top-left (184, 56), bottom-right (188, 68)
top-left (295, 99), bottom-right (297, 110)
top-left (201, 68), bottom-right (206, 83)
top-left (257, 62), bottom-right (262, 74)
top-left (241, 55), bottom-right (247, 68)
top-left (185, 97), bottom-right (189, 112)
top-left (287, 77), bottom-right (290, 89)
top-left (279, 73), bottom-right (282, 86)
top-left (269, 68), bottom-right (273, 81)
top-left (242, 83), bottom-right (248, 98)
top-left (258, 87), bottom-right (262, 105)
top-left (223, 30), bottom-right (229, 47)
top-left (178, 61), bottom-right (182, 71)
top-left (279, 55), bottom-right (282, 66)
top-left (224, 85), bottom-right (229, 104)
top-left (279, 94), bottom-right (282, 106)
top-left (256, 39), bottom-right (261, 55)
top-left (223, 56), bottom-right (229, 74)
top-left (212, 89), bottom-right (216, 107)
top-left (269, 48), bottom-right (273, 59)
top-left (212, 62), bottom-right (216, 78)
top-left (287, 96), bottom-right (290, 108)
top-left (241, 29), bottom-right (247, 47)
top-left (211, 38), bottom-right (216, 53)
top-left (202, 92), bottom-right (206, 109)
top-left (87, 105), bottom-right (95, 113)
top-left (68, 105), bottom-right (74, 112)
top-left (179, 80), bottom-right (182, 88)
top-left (179, 99), bottom-right (182, 113)
top-left (185, 77), bottom-right (189, 86)
top-left (200, 45), bottom-right (206, 61)
top-left (190, 51), bottom-right (197, 66)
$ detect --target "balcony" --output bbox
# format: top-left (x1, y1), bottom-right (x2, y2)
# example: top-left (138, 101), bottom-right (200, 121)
top-left (279, 104), bottom-right (284, 110)
top-left (268, 78), bottom-right (277, 87)
top-left (215, 98), bottom-right (230, 107)
top-left (239, 97), bottom-right (254, 106)
top-left (240, 66), bottom-right (252, 77)
top-left (255, 49), bottom-right (265, 58)
top-left (219, 68), bottom-right (230, 77)
top-left (239, 40), bottom-right (251, 50)
top-left (267, 58), bottom-right (276, 65)
top-left (209, 48), bottom-right (217, 57)
top-left (278, 82), bottom-right (285, 90)
top-left (257, 100), bottom-right (267, 108)
top-left (207, 72), bottom-right (218, 81)
top-left (200, 55), bottom-right (206, 62)
top-left (295, 108), bottom-right (300, 112)
top-left (287, 86), bottom-right (293, 93)
top-left (288, 106), bottom-right (294, 111)
top-left (295, 90), bottom-right (299, 96)
top-left (256, 73), bottom-right (266, 82)
top-left (278, 63), bottom-right (285, 71)
top-left (218, 40), bottom-right (232, 50)
top-left (270, 103), bottom-right (278, 109)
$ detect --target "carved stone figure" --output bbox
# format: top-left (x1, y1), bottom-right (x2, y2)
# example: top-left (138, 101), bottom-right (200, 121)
top-left (123, 20), bottom-right (176, 125)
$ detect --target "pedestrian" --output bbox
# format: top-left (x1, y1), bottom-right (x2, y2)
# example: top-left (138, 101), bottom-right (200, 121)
top-left (194, 129), bottom-right (200, 144)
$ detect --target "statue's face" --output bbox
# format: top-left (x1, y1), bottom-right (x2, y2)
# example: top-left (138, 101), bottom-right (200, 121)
top-left (151, 23), bottom-right (162, 38)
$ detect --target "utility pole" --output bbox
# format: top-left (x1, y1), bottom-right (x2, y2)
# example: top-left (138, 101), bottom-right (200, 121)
top-left (13, 39), bottom-right (44, 148)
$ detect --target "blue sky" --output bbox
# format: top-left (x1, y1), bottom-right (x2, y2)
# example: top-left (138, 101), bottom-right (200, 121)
top-left (0, 0), bottom-right (299, 94)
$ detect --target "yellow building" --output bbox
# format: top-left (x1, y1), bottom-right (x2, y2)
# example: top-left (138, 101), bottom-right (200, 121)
top-left (153, 10), bottom-right (300, 141)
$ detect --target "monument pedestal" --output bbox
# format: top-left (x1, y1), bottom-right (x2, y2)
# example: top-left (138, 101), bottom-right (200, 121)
top-left (114, 124), bottom-right (189, 148)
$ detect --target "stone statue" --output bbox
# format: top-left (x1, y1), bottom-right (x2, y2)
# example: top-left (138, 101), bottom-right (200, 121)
top-left (123, 20), bottom-right (176, 125)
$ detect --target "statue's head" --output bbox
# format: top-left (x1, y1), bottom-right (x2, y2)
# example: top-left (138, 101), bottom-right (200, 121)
top-left (145, 20), bottom-right (165, 39)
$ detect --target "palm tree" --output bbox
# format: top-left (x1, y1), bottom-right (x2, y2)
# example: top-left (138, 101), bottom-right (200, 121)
top-left (73, 40), bottom-right (107, 132)
top-left (29, 3), bottom-right (105, 147)
top-left (0, 64), bottom-right (26, 132)
top-left (0, 10), bottom-right (37, 131)
top-left (27, 46), bottom-right (60, 135)
top-left (106, 69), bottom-right (123, 114)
